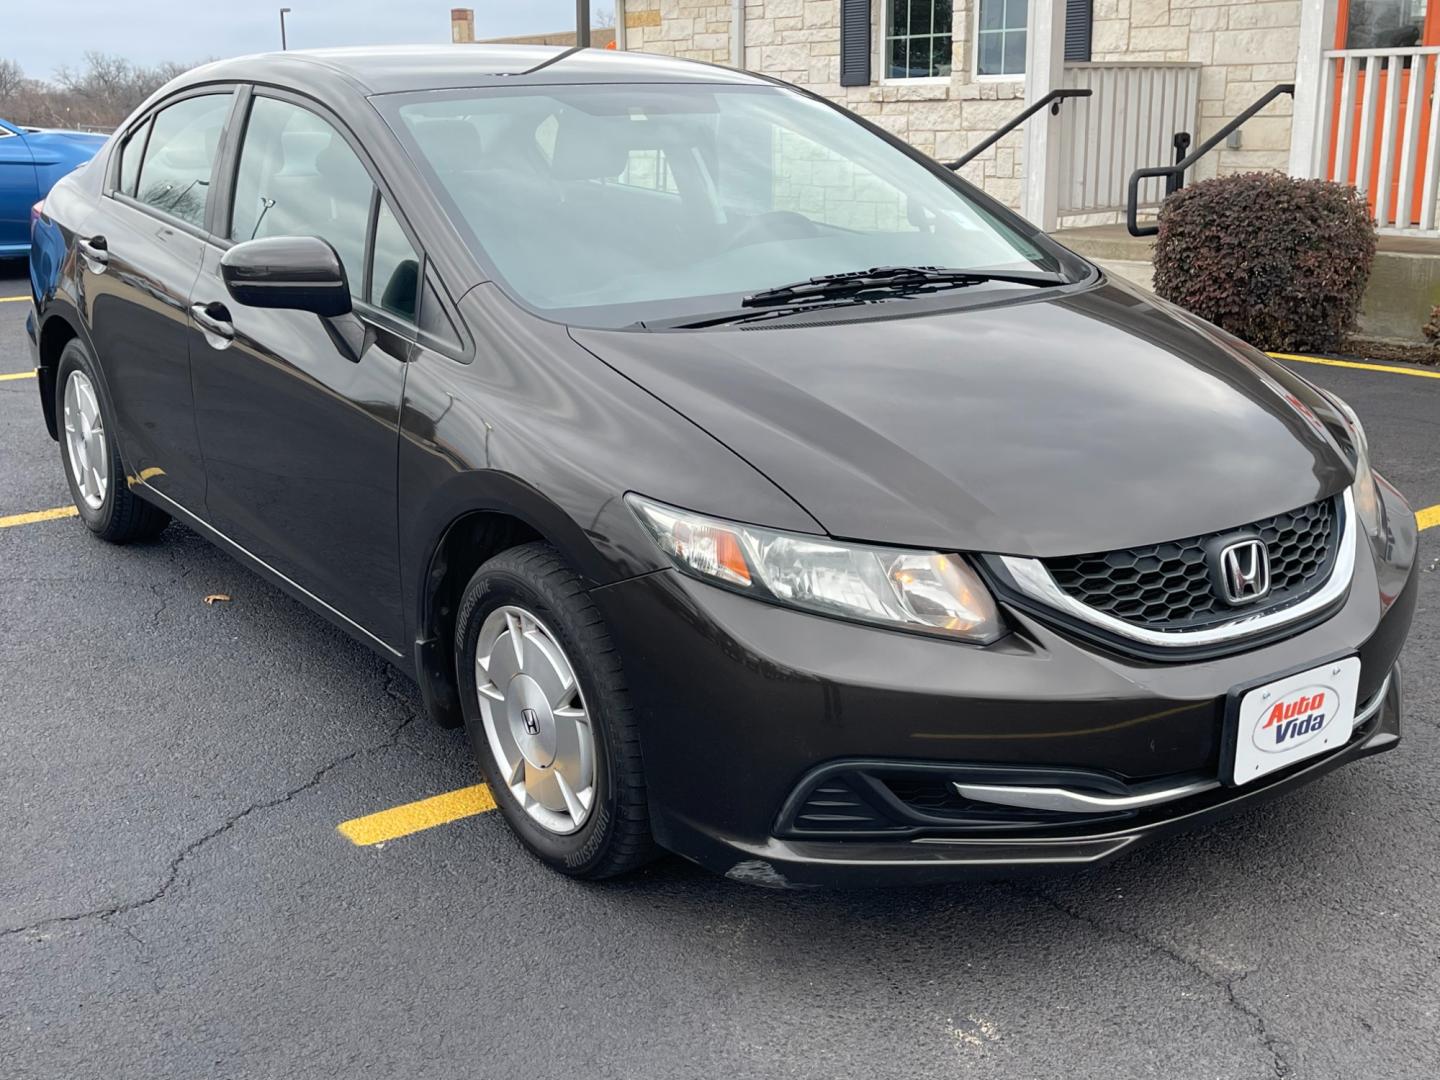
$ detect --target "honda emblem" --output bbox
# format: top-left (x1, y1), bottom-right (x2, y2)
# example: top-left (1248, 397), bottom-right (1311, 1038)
top-left (1216, 538), bottom-right (1271, 606)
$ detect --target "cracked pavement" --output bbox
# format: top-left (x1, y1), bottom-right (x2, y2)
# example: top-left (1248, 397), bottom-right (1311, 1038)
top-left (2, 261), bottom-right (1438, 1078)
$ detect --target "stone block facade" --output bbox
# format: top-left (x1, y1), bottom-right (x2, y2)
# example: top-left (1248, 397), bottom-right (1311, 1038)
top-left (1088, 0), bottom-right (1301, 181)
top-left (620, 0), bottom-right (1304, 209)
top-left (625, 0), bottom-right (1029, 208)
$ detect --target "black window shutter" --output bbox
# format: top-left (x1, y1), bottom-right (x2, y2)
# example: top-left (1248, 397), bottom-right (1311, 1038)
top-left (1065, 0), bottom-right (1093, 62)
top-left (840, 0), bottom-right (871, 87)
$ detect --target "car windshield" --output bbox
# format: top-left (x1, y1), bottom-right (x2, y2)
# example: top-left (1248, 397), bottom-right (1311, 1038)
top-left (387, 83), bottom-right (1075, 327)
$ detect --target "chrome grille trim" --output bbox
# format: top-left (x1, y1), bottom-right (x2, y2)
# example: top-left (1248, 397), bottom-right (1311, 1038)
top-left (999, 488), bottom-right (1357, 649)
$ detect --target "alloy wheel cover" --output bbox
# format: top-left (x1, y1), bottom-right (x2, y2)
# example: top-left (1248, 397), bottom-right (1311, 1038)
top-left (474, 604), bottom-right (597, 835)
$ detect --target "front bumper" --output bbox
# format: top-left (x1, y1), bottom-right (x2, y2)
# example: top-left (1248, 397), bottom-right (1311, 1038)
top-left (590, 483), bottom-right (1418, 886)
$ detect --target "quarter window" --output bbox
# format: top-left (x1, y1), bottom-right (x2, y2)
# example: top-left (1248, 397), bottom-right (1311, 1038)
top-left (134, 94), bottom-right (232, 228)
top-left (976, 0), bottom-right (1028, 78)
top-left (117, 118), bottom-right (151, 197)
top-left (886, 1), bottom-right (954, 79)
top-left (369, 199), bottom-right (419, 321)
top-left (230, 96), bottom-right (374, 296)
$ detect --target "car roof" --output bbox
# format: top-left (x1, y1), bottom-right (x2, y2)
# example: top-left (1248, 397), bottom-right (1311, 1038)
top-left (187, 45), bottom-right (769, 96)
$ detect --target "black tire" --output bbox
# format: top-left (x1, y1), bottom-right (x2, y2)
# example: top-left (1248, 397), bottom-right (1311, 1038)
top-left (55, 339), bottom-right (170, 544)
top-left (455, 542), bottom-right (657, 879)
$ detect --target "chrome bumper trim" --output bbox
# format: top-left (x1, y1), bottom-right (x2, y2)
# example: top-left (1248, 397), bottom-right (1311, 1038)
top-left (954, 668), bottom-right (1393, 815)
top-left (953, 777), bottom-right (1220, 814)
top-left (998, 488), bottom-right (1357, 650)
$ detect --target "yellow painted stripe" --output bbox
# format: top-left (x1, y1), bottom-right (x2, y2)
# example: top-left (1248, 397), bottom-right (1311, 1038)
top-left (338, 783), bottom-right (496, 845)
top-left (0, 505), bottom-right (78, 529)
top-left (1268, 352), bottom-right (1440, 380)
top-left (1419, 504), bottom-right (1440, 531)
top-left (0, 295), bottom-right (29, 303)
top-left (0, 370), bottom-right (36, 381)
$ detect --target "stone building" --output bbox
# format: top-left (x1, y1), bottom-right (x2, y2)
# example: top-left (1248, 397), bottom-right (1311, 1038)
top-left (597, 0), bottom-right (1440, 238)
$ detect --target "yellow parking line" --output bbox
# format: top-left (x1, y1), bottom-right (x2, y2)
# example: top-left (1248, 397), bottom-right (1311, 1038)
top-left (0, 370), bottom-right (36, 381)
top-left (0, 505), bottom-right (77, 529)
top-left (1419, 504), bottom-right (1440, 531)
top-left (1269, 352), bottom-right (1440, 380)
top-left (338, 783), bottom-right (496, 846)
top-left (0, 295), bottom-right (29, 303)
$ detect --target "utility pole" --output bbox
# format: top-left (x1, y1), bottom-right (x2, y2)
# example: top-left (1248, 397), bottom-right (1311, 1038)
top-left (279, 7), bottom-right (292, 50)
top-left (576, 0), bottom-right (591, 47)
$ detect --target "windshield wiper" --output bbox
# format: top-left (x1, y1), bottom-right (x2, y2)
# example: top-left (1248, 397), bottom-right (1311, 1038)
top-left (740, 265), bottom-right (1064, 308)
top-left (639, 298), bottom-right (875, 330)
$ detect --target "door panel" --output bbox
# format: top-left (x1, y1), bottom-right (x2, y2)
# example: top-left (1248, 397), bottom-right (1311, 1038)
top-left (0, 130), bottom-right (38, 252)
top-left (81, 198), bottom-right (209, 506)
top-left (189, 245), bottom-right (409, 648)
top-left (78, 91), bottom-right (235, 510)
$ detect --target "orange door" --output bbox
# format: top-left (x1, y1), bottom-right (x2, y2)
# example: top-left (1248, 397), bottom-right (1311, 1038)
top-left (1329, 0), bottom-right (1439, 225)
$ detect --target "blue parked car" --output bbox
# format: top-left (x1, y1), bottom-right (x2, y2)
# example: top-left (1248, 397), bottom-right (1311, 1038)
top-left (0, 117), bottom-right (106, 259)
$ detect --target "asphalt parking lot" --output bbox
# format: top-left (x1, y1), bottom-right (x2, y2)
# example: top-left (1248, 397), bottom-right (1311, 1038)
top-left (2, 257), bottom-right (1438, 1080)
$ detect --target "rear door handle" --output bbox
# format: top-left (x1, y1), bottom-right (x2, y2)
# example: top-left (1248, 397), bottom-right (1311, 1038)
top-left (78, 235), bottom-right (108, 271)
top-left (191, 301), bottom-right (235, 347)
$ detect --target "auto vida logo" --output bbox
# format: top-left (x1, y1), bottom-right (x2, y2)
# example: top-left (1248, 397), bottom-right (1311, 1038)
top-left (1253, 685), bottom-right (1332, 753)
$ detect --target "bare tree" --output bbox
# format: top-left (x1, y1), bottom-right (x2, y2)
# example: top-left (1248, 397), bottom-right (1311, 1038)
top-left (0, 58), bottom-right (24, 104)
top-left (593, 6), bottom-right (616, 28)
top-left (1, 53), bottom-right (204, 130)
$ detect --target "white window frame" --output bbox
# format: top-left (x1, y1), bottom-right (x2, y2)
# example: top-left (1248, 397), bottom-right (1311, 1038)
top-left (880, 0), bottom-right (956, 85)
top-left (972, 0), bottom-right (1028, 83)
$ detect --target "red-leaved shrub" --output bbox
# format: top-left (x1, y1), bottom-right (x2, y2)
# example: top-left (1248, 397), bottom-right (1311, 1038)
top-left (1153, 173), bottom-right (1376, 353)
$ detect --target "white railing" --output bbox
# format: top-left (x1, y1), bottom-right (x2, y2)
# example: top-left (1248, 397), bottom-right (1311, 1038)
top-left (1058, 63), bottom-right (1201, 216)
top-left (1314, 46), bottom-right (1440, 232)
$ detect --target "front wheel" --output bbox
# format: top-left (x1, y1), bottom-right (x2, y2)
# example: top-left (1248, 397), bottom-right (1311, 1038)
top-left (455, 542), bottom-right (657, 879)
top-left (55, 339), bottom-right (169, 543)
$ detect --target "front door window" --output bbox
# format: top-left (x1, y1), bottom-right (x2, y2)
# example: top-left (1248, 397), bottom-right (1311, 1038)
top-left (229, 96), bottom-right (375, 297)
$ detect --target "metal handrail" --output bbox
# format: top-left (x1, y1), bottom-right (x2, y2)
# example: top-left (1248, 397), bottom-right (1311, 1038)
top-left (945, 88), bottom-right (1092, 171)
top-left (1125, 82), bottom-right (1296, 237)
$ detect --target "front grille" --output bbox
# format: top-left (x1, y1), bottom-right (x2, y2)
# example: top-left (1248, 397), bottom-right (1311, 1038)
top-left (1042, 498), bottom-right (1337, 630)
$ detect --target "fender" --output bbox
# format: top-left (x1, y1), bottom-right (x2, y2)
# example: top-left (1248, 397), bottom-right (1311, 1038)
top-left (404, 468), bottom-right (667, 728)
top-left (33, 295), bottom-right (102, 442)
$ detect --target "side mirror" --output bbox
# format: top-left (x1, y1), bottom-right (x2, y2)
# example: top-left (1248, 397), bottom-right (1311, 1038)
top-left (220, 235), bottom-right (352, 318)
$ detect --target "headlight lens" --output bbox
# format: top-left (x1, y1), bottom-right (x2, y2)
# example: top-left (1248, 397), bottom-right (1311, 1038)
top-left (627, 495), bottom-right (1003, 643)
top-left (1322, 391), bottom-right (1382, 534)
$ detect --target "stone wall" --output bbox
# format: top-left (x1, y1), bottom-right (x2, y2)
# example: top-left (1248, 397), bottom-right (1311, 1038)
top-left (625, 0), bottom-right (1030, 208)
top-left (625, 1), bottom-right (737, 65)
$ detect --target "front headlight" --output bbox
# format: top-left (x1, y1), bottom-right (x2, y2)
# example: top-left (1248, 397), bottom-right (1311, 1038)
top-left (626, 494), bottom-right (1003, 643)
top-left (1322, 391), bottom-right (1382, 534)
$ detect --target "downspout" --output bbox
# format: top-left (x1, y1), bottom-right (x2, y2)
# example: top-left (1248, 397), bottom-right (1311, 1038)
top-left (731, 0), bottom-right (745, 69)
top-left (616, 0), bottom-right (628, 50)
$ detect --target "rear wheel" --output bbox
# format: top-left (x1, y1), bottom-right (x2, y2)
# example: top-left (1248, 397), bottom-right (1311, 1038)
top-left (55, 339), bottom-right (169, 543)
top-left (455, 542), bottom-right (657, 878)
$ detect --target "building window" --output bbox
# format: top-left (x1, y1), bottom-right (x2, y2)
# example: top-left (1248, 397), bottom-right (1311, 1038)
top-left (886, 1), bottom-right (954, 80)
top-left (975, 0), bottom-right (1027, 79)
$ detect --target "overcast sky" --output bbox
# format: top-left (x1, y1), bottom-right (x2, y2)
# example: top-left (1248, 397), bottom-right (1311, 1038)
top-left (6, 1), bottom-right (603, 79)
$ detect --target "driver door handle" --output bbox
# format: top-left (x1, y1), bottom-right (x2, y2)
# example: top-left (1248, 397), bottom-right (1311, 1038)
top-left (191, 301), bottom-right (235, 346)
top-left (78, 234), bottom-right (108, 270)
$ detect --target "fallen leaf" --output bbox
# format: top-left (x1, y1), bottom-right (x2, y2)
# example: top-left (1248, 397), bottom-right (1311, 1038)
top-left (203, 594), bottom-right (232, 605)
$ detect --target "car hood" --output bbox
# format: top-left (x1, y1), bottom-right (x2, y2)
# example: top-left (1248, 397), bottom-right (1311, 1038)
top-left (569, 281), bottom-right (1353, 558)
top-left (27, 128), bottom-right (108, 145)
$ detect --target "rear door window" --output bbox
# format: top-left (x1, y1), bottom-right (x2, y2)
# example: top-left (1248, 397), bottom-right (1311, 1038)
top-left (229, 96), bottom-right (374, 297)
top-left (134, 94), bottom-right (233, 228)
